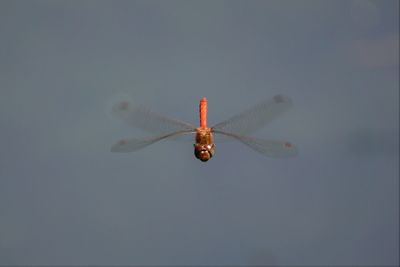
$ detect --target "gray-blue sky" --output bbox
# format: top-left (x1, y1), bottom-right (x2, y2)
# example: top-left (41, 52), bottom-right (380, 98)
top-left (0, 0), bottom-right (398, 265)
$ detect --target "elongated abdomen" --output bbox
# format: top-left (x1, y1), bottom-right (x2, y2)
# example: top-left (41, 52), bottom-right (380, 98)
top-left (199, 97), bottom-right (207, 128)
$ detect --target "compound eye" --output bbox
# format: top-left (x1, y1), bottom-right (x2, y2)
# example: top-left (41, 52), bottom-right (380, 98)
top-left (198, 150), bottom-right (211, 162)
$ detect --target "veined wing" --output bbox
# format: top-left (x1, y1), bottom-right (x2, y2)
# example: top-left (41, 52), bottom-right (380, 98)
top-left (211, 95), bottom-right (293, 136)
top-left (112, 101), bottom-right (196, 135)
top-left (213, 130), bottom-right (298, 158)
top-left (111, 131), bottom-right (195, 153)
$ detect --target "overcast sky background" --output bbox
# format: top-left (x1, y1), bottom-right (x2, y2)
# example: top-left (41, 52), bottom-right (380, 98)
top-left (0, 0), bottom-right (398, 265)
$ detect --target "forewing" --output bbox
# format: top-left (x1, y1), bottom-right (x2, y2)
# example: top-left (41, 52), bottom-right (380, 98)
top-left (112, 100), bottom-right (196, 135)
top-left (213, 130), bottom-right (298, 158)
top-left (111, 131), bottom-right (194, 153)
top-left (211, 95), bottom-right (293, 135)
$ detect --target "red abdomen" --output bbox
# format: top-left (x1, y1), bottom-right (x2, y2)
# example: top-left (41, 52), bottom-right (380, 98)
top-left (199, 97), bottom-right (207, 128)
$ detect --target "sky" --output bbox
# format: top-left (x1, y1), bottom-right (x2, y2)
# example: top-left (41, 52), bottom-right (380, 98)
top-left (0, 0), bottom-right (398, 265)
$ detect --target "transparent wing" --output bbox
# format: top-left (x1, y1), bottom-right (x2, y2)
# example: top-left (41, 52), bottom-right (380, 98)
top-left (111, 131), bottom-right (195, 153)
top-left (112, 100), bottom-right (196, 135)
top-left (213, 130), bottom-right (298, 158)
top-left (211, 95), bottom-right (293, 136)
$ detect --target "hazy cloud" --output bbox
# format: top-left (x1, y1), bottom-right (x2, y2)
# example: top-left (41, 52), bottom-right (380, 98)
top-left (350, 34), bottom-right (399, 68)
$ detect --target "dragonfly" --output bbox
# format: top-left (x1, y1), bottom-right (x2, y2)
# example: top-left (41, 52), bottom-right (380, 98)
top-left (111, 95), bottom-right (297, 162)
